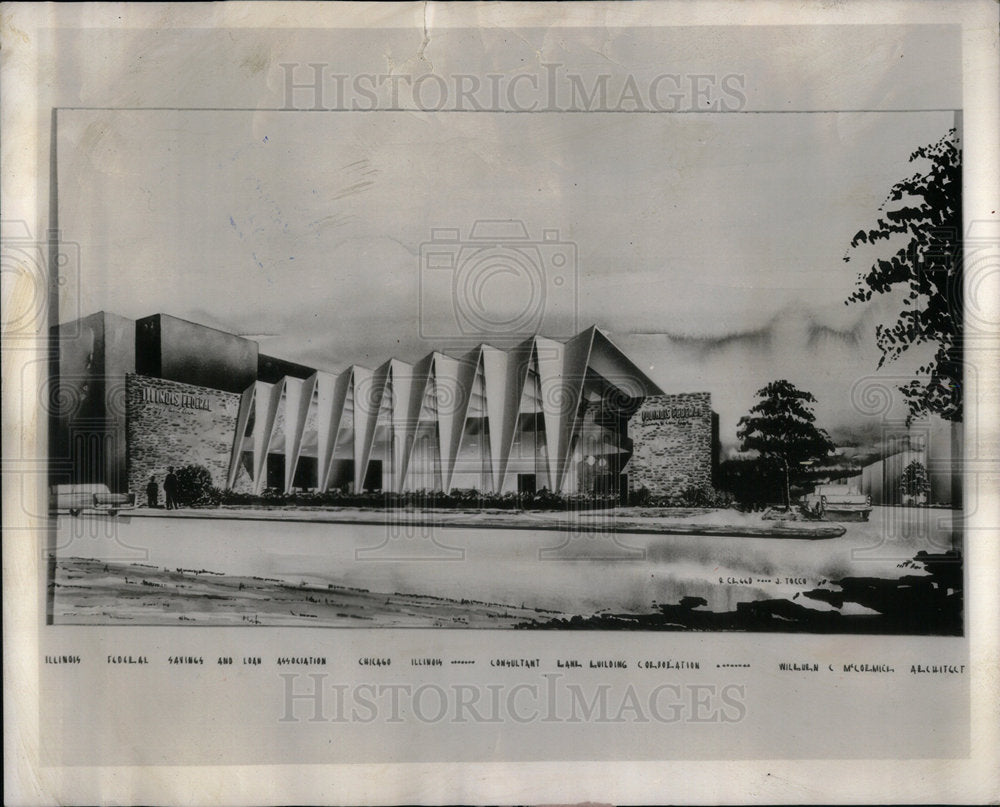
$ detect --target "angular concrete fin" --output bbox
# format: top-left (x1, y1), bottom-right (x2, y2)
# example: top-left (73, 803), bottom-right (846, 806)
top-left (498, 337), bottom-right (536, 490)
top-left (588, 328), bottom-right (664, 398)
top-left (400, 353), bottom-right (434, 487)
top-left (358, 362), bottom-right (391, 490)
top-left (251, 382), bottom-right (271, 474)
top-left (448, 346), bottom-right (482, 492)
top-left (320, 370), bottom-right (353, 491)
top-left (433, 354), bottom-right (460, 490)
top-left (389, 359), bottom-right (414, 430)
top-left (227, 383), bottom-right (256, 489)
top-left (252, 379), bottom-right (285, 494)
top-left (387, 359), bottom-right (413, 491)
top-left (480, 346), bottom-right (508, 491)
top-left (315, 371), bottom-right (341, 491)
top-left (556, 326), bottom-right (597, 491)
top-left (534, 336), bottom-right (565, 491)
top-left (281, 377), bottom-right (303, 492)
top-left (350, 366), bottom-right (374, 491)
top-left (284, 375), bottom-right (316, 493)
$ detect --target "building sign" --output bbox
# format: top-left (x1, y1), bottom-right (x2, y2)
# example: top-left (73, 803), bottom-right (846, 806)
top-left (141, 387), bottom-right (211, 411)
top-left (640, 404), bottom-right (703, 422)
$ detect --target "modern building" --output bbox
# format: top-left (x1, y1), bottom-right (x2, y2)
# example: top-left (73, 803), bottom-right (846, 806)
top-left (843, 420), bottom-right (961, 506)
top-left (50, 312), bottom-right (719, 501)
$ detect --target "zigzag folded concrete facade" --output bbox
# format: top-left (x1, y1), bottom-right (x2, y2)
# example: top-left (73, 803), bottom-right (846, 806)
top-left (52, 312), bottom-right (719, 499)
top-left (225, 326), bottom-right (665, 495)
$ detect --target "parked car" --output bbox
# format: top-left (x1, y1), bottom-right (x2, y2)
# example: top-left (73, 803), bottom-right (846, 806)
top-left (800, 484), bottom-right (872, 522)
top-left (50, 484), bottom-right (136, 517)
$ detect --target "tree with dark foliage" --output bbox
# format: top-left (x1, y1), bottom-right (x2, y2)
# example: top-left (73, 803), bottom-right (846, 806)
top-left (899, 459), bottom-right (930, 503)
top-left (737, 380), bottom-right (834, 507)
top-left (844, 129), bottom-right (962, 424)
top-left (174, 464), bottom-right (219, 507)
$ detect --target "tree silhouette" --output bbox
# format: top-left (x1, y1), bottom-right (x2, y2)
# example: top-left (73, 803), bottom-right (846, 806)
top-left (899, 460), bottom-right (930, 502)
top-left (844, 129), bottom-right (962, 423)
top-left (737, 380), bottom-right (835, 506)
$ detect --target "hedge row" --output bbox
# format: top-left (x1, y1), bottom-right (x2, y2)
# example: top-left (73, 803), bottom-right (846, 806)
top-left (170, 465), bottom-right (731, 510)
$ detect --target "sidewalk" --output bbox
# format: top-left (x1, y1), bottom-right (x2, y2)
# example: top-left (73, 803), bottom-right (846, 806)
top-left (114, 506), bottom-right (845, 538)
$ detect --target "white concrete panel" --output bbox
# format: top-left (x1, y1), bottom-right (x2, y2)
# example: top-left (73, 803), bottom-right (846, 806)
top-left (556, 326), bottom-right (596, 492)
top-left (433, 353), bottom-right (460, 490)
top-left (314, 371), bottom-right (339, 491)
top-left (448, 347), bottom-right (480, 492)
top-left (498, 337), bottom-right (535, 491)
top-left (284, 375), bottom-right (316, 493)
top-left (480, 346), bottom-right (508, 491)
top-left (320, 370), bottom-right (354, 491)
top-left (388, 359), bottom-right (414, 492)
top-left (589, 328), bottom-right (664, 398)
top-left (534, 336), bottom-right (565, 491)
top-left (399, 353), bottom-right (434, 489)
top-left (350, 366), bottom-right (374, 492)
top-left (252, 379), bottom-right (284, 494)
top-left (358, 361), bottom-right (392, 490)
top-left (226, 383), bottom-right (256, 489)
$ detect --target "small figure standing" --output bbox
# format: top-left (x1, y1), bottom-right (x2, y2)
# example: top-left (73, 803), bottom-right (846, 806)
top-left (164, 467), bottom-right (179, 510)
top-left (145, 476), bottom-right (159, 508)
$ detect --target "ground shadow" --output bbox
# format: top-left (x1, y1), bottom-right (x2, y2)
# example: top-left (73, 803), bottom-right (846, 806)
top-left (520, 550), bottom-right (962, 635)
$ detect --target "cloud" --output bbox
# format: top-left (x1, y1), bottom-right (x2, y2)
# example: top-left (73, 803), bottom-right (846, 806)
top-left (55, 26), bottom-right (958, 451)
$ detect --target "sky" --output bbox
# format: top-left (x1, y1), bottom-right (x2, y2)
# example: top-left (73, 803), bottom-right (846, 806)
top-left (53, 23), bottom-right (962, 450)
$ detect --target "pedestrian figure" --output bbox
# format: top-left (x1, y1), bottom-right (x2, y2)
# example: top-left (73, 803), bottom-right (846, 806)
top-left (145, 476), bottom-right (159, 508)
top-left (164, 467), bottom-right (179, 510)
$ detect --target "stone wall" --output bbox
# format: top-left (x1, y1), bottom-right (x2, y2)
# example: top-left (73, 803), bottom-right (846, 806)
top-left (126, 374), bottom-right (249, 498)
top-left (627, 392), bottom-right (715, 497)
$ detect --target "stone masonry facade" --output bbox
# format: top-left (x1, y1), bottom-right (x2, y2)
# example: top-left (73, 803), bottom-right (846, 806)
top-left (627, 392), bottom-right (714, 497)
top-left (126, 374), bottom-right (251, 497)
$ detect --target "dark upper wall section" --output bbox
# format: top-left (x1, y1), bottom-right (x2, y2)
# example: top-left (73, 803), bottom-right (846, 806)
top-left (258, 354), bottom-right (316, 383)
top-left (136, 314), bottom-right (258, 394)
top-left (50, 311), bottom-right (136, 491)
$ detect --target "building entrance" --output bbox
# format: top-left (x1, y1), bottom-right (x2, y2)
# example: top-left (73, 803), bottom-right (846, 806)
top-left (364, 460), bottom-right (383, 492)
top-left (292, 456), bottom-right (318, 490)
top-left (517, 473), bottom-right (536, 495)
top-left (266, 454), bottom-right (285, 491)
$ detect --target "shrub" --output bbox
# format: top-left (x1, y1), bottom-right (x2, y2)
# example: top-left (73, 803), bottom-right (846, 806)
top-left (212, 487), bottom-right (621, 511)
top-left (628, 486), bottom-right (652, 507)
top-left (624, 484), bottom-right (732, 508)
top-left (174, 464), bottom-right (221, 507)
top-left (678, 485), bottom-right (734, 508)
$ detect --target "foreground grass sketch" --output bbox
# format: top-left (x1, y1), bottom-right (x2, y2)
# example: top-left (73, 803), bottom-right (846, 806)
top-left (52, 547), bottom-right (961, 634)
top-left (52, 557), bottom-right (564, 628)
